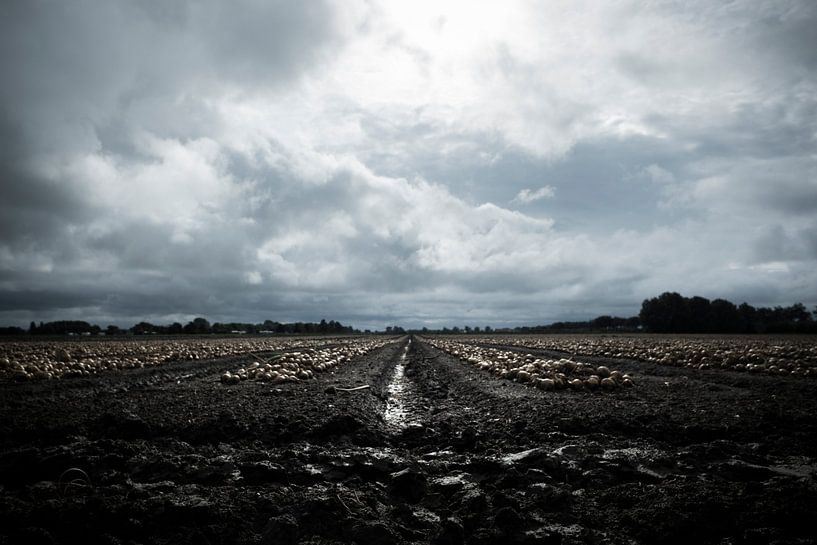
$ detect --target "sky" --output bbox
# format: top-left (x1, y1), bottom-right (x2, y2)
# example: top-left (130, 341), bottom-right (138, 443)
top-left (1, 0), bottom-right (816, 330)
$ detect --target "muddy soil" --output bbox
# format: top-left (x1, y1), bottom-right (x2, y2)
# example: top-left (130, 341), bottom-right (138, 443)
top-left (1, 336), bottom-right (816, 545)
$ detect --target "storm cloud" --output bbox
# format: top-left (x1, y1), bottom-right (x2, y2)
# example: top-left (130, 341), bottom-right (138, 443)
top-left (1, 0), bottom-right (816, 329)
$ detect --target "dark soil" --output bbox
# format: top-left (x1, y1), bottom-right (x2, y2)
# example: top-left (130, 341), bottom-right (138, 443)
top-left (1, 336), bottom-right (816, 545)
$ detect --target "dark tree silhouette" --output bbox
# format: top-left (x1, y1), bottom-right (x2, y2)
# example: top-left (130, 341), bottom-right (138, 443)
top-left (183, 317), bottom-right (211, 334)
top-left (639, 292), bottom-right (815, 333)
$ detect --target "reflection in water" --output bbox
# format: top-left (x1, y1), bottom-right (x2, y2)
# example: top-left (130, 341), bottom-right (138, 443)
top-left (384, 340), bottom-right (417, 430)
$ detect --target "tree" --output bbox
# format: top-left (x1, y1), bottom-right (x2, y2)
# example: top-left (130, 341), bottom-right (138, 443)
top-left (640, 292), bottom-right (690, 332)
top-left (131, 322), bottom-right (156, 335)
top-left (168, 322), bottom-right (183, 334)
top-left (709, 299), bottom-right (739, 333)
top-left (787, 303), bottom-right (811, 323)
top-left (183, 317), bottom-right (211, 334)
top-left (738, 303), bottom-right (757, 333)
top-left (687, 296), bottom-right (711, 332)
top-left (34, 321), bottom-right (95, 335)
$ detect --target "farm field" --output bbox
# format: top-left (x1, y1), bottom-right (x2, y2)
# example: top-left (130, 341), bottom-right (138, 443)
top-left (1, 334), bottom-right (816, 545)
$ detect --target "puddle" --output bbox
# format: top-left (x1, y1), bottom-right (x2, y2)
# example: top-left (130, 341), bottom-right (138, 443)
top-left (412, 506), bottom-right (441, 525)
top-left (432, 473), bottom-right (471, 487)
top-left (733, 459), bottom-right (817, 480)
top-left (501, 447), bottom-right (546, 466)
top-left (601, 446), bottom-right (666, 461)
top-left (422, 450), bottom-right (456, 459)
top-left (552, 444), bottom-right (587, 458)
top-left (769, 460), bottom-right (817, 479)
top-left (543, 523), bottom-right (585, 537)
top-left (304, 464), bottom-right (323, 476)
top-left (602, 446), bottom-right (676, 478)
top-left (384, 340), bottom-right (418, 430)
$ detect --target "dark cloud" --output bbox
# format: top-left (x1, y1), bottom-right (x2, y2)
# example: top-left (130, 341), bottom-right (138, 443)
top-left (0, 120), bottom-right (96, 252)
top-left (753, 223), bottom-right (817, 264)
top-left (763, 181), bottom-right (817, 217)
top-left (0, 289), bottom-right (98, 313)
top-left (754, 4), bottom-right (817, 71)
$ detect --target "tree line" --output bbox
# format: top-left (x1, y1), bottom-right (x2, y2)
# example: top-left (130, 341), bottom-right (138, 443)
top-left (404, 293), bottom-right (816, 335)
top-left (639, 292), bottom-right (816, 333)
top-left (6, 318), bottom-right (358, 336)
top-left (2, 294), bottom-right (815, 336)
top-left (411, 315), bottom-right (641, 335)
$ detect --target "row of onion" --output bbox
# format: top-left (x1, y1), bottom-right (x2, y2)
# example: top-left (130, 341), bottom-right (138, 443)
top-left (463, 335), bottom-right (817, 377)
top-left (422, 337), bottom-right (633, 391)
top-left (220, 339), bottom-right (399, 384)
top-left (0, 336), bottom-right (389, 381)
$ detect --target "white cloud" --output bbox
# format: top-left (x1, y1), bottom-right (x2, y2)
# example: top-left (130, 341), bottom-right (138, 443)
top-left (245, 271), bottom-right (263, 285)
top-left (512, 186), bottom-right (556, 204)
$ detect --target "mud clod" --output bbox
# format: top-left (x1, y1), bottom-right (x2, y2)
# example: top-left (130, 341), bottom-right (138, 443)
top-left (261, 515), bottom-right (299, 545)
top-left (433, 517), bottom-right (465, 545)
top-left (390, 467), bottom-right (428, 503)
top-left (351, 521), bottom-right (398, 545)
top-left (493, 506), bottom-right (523, 532)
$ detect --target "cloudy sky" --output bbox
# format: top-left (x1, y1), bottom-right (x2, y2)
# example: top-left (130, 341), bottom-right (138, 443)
top-left (1, 0), bottom-right (816, 330)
